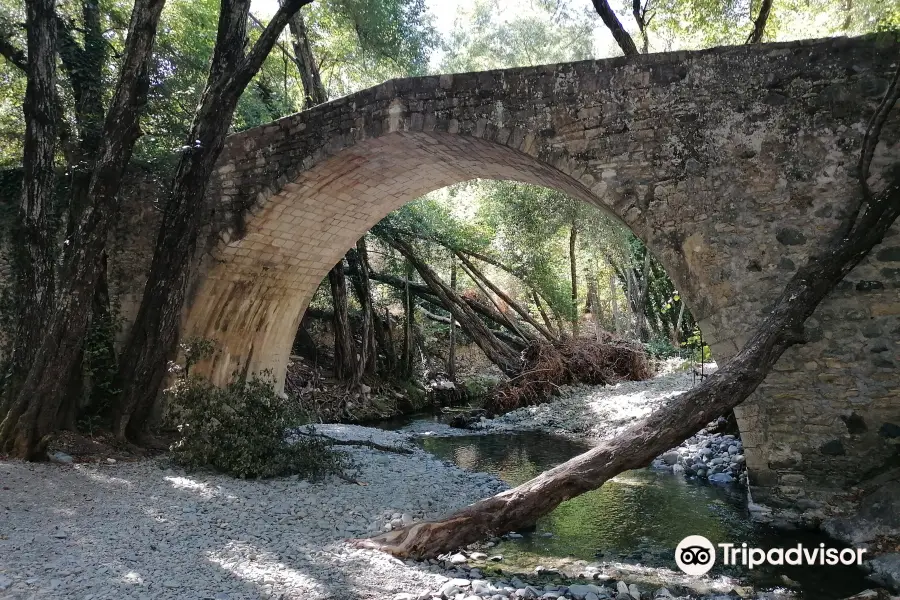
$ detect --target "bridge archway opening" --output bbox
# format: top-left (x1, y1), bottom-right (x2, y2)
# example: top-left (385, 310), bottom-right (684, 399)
top-left (184, 130), bottom-right (698, 389)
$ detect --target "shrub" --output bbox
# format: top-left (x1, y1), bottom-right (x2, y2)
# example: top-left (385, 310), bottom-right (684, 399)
top-left (644, 337), bottom-right (684, 360)
top-left (165, 372), bottom-right (348, 479)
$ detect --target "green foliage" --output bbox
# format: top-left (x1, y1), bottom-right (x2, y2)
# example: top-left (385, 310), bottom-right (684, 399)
top-left (308, 0), bottom-right (437, 96)
top-left (166, 371), bottom-right (347, 479)
top-left (78, 297), bottom-right (124, 426)
top-left (179, 335), bottom-right (217, 374)
top-left (643, 337), bottom-right (686, 360)
top-left (440, 0), bottom-right (596, 72)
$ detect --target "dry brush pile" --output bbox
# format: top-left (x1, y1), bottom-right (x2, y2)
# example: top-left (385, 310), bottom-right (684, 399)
top-left (486, 335), bottom-right (651, 414)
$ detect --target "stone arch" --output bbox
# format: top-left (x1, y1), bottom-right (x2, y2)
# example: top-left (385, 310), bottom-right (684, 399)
top-left (180, 36), bottom-right (900, 514)
top-left (186, 129), bottom-right (685, 387)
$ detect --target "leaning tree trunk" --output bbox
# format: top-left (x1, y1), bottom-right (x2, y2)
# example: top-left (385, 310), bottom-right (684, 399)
top-left (455, 251), bottom-right (555, 341)
top-left (370, 271), bottom-right (528, 351)
top-left (114, 0), bottom-right (314, 441)
top-left (352, 71), bottom-right (900, 558)
top-left (386, 236), bottom-right (523, 377)
top-left (457, 259), bottom-right (535, 343)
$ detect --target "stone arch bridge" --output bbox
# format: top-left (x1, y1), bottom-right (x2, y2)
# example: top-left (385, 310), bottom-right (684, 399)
top-left (123, 36), bottom-right (900, 518)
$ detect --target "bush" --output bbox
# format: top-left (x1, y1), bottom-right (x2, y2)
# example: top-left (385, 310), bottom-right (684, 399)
top-left (165, 372), bottom-right (348, 479)
top-left (644, 337), bottom-right (685, 360)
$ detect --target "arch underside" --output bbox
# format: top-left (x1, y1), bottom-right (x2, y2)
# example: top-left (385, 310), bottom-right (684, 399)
top-left (186, 131), bottom-right (624, 388)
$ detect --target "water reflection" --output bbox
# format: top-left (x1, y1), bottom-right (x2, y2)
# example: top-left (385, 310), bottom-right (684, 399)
top-left (416, 432), bottom-right (869, 599)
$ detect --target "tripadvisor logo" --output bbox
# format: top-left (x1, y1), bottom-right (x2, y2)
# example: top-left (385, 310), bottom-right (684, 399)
top-left (674, 535), bottom-right (867, 576)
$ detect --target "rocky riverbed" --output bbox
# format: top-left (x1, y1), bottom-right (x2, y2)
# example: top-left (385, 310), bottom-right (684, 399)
top-left (0, 381), bottom-right (888, 600)
top-left (401, 369), bottom-right (748, 487)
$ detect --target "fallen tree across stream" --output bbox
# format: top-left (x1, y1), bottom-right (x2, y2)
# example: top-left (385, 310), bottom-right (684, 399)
top-left (351, 65), bottom-right (900, 559)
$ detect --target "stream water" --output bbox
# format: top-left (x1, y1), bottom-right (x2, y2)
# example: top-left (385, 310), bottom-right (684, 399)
top-left (378, 415), bottom-right (871, 599)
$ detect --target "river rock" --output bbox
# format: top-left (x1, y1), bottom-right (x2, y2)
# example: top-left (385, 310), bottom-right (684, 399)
top-left (49, 451), bottom-right (74, 464)
top-left (660, 451), bottom-right (679, 465)
top-left (709, 473), bottom-right (735, 484)
top-left (868, 554), bottom-right (900, 591)
top-left (569, 584), bottom-right (603, 599)
top-left (449, 553), bottom-right (468, 564)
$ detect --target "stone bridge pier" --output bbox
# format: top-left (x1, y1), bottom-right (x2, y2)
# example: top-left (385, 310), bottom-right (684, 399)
top-left (175, 36), bottom-right (899, 521)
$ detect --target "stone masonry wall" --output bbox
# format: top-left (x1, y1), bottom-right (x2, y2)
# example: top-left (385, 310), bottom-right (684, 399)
top-left (185, 34), bottom-right (899, 518)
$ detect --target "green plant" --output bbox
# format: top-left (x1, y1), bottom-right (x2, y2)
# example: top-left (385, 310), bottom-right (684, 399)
top-left (179, 336), bottom-right (218, 375)
top-left (643, 337), bottom-right (685, 360)
top-left (165, 371), bottom-right (348, 479)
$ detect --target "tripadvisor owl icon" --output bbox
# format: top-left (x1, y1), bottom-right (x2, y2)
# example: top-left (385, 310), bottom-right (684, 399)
top-left (675, 535), bottom-right (716, 575)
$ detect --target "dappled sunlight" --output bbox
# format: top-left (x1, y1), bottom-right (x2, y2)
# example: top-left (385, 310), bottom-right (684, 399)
top-left (205, 540), bottom-right (323, 593)
top-left (164, 475), bottom-right (227, 500)
top-left (120, 571), bottom-right (145, 585)
top-left (73, 465), bottom-right (134, 488)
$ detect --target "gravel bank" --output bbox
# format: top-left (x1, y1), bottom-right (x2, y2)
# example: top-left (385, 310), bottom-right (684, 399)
top-left (0, 429), bottom-right (504, 600)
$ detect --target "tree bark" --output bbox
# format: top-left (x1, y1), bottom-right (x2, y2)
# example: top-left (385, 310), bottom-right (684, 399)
top-left (609, 271), bottom-right (620, 334)
top-left (591, 0), bottom-right (639, 56)
top-left (447, 257), bottom-right (457, 380)
top-left (347, 239), bottom-right (377, 375)
top-left (3, 0), bottom-right (58, 395)
top-left (532, 291), bottom-right (556, 338)
top-left (746, 0), bottom-right (773, 44)
top-left (283, 8), bottom-right (327, 107)
top-left (569, 225), bottom-right (579, 337)
top-left (114, 0), bottom-right (314, 441)
top-left (352, 72), bottom-right (900, 558)
top-left (402, 262), bottom-right (415, 379)
top-left (631, 0), bottom-right (650, 53)
top-left (369, 272), bottom-right (527, 351)
top-left (456, 258), bottom-right (535, 343)
top-left (1, 0), bottom-right (166, 458)
top-left (328, 259), bottom-right (355, 380)
top-left (672, 300), bottom-right (686, 346)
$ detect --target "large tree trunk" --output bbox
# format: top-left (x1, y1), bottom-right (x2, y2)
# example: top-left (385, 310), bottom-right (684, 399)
top-left (328, 259), bottom-right (356, 381)
top-left (353, 72), bottom-right (900, 558)
top-left (386, 237), bottom-right (523, 377)
top-left (114, 0), bottom-right (314, 441)
top-left (746, 0), bottom-right (773, 43)
top-left (0, 0), bottom-right (166, 458)
top-left (284, 8), bottom-right (327, 107)
top-left (347, 239), bottom-right (377, 375)
top-left (2, 0), bottom-right (58, 400)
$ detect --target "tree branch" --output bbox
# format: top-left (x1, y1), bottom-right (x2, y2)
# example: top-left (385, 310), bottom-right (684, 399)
top-left (591, 0), bottom-right (639, 56)
top-left (0, 29), bottom-right (26, 71)
top-left (844, 62), bottom-right (900, 237)
top-left (230, 0), bottom-right (314, 95)
top-left (745, 0), bottom-right (773, 44)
